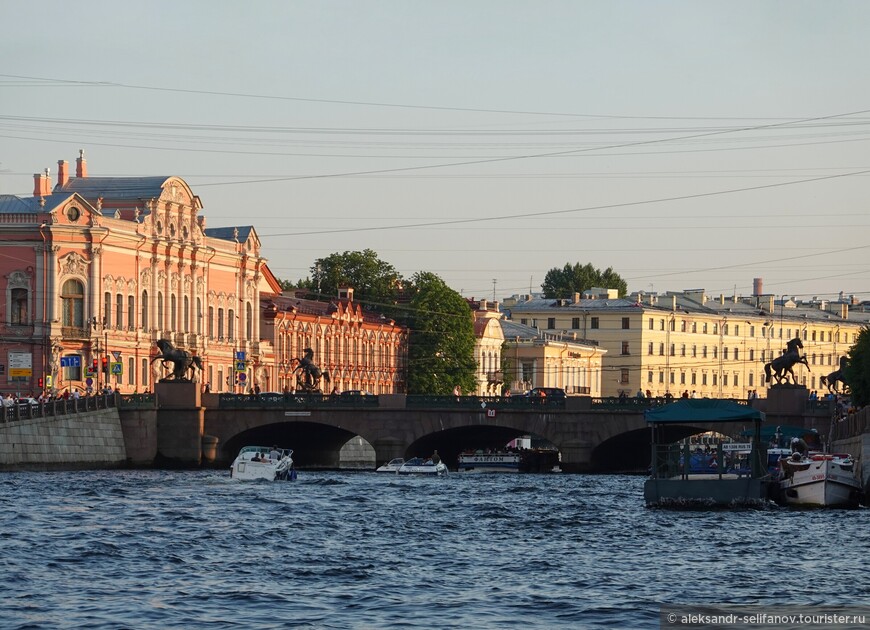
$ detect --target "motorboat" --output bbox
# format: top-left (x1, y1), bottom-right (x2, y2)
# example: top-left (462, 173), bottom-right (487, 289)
top-left (397, 457), bottom-right (447, 476)
top-left (376, 458), bottom-right (405, 473)
top-left (230, 446), bottom-right (296, 481)
top-left (778, 452), bottom-right (862, 507)
top-left (457, 451), bottom-right (520, 473)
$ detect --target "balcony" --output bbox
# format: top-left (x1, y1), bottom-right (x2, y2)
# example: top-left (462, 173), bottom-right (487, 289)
top-left (62, 326), bottom-right (90, 340)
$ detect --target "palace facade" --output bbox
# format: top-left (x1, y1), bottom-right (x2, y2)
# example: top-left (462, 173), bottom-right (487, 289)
top-left (0, 152), bottom-right (407, 396)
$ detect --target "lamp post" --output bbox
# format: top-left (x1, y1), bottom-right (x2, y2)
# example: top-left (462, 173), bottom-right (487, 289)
top-left (665, 311), bottom-right (675, 397)
top-left (718, 317), bottom-right (727, 398)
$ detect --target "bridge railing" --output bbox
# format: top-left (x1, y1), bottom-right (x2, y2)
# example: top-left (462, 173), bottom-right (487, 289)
top-left (1, 393), bottom-right (116, 424)
top-left (217, 392), bottom-right (381, 409)
top-left (118, 393), bottom-right (157, 409)
top-left (406, 395), bottom-right (566, 409)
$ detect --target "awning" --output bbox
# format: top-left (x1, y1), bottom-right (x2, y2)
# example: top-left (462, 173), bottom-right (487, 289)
top-left (644, 399), bottom-right (765, 424)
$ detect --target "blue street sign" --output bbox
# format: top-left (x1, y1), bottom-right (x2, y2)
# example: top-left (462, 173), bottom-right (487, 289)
top-left (235, 360), bottom-right (246, 371)
top-left (235, 351), bottom-right (246, 360)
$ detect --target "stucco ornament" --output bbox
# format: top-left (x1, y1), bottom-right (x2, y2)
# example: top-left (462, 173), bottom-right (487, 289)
top-left (59, 252), bottom-right (90, 277)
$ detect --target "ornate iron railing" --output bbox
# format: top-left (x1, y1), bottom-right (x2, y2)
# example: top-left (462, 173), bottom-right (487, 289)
top-left (1, 393), bottom-right (116, 423)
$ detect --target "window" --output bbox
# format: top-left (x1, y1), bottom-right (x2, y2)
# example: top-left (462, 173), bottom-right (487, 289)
top-left (116, 294), bottom-right (123, 329)
top-left (648, 342), bottom-right (654, 355)
top-left (703, 323), bottom-right (708, 334)
top-left (723, 324), bottom-right (729, 335)
top-left (218, 308), bottom-right (225, 339)
top-left (246, 303), bottom-right (253, 340)
top-left (724, 348), bottom-right (729, 360)
top-left (547, 317), bottom-right (556, 329)
top-left (691, 372), bottom-right (697, 385)
top-left (127, 295), bottom-right (135, 329)
top-left (197, 298), bottom-right (203, 334)
top-left (691, 345), bottom-right (697, 357)
top-left (10, 288), bottom-right (27, 324)
top-left (520, 318), bottom-right (527, 326)
top-left (621, 317), bottom-right (630, 330)
top-left (208, 306), bottom-right (214, 338)
top-left (749, 373), bottom-right (754, 386)
top-left (590, 317), bottom-right (599, 329)
top-left (659, 343), bottom-right (664, 356)
top-left (620, 369), bottom-right (629, 384)
top-left (702, 373), bottom-right (708, 385)
top-left (572, 317), bottom-right (580, 330)
top-left (680, 321), bottom-right (687, 332)
top-left (228, 309), bottom-right (235, 340)
top-left (734, 348), bottom-right (739, 361)
top-left (157, 292), bottom-right (164, 330)
top-left (141, 358), bottom-right (149, 388)
top-left (659, 371), bottom-right (664, 384)
top-left (141, 291), bottom-right (149, 330)
top-left (621, 341), bottom-right (630, 355)
top-left (183, 296), bottom-right (190, 333)
top-left (128, 358), bottom-right (134, 385)
top-left (669, 344), bottom-right (675, 357)
top-left (104, 292), bottom-right (112, 328)
top-left (680, 344), bottom-right (686, 357)
top-left (713, 347), bottom-right (718, 359)
top-left (659, 319), bottom-right (665, 331)
top-left (702, 346), bottom-right (708, 359)
top-left (62, 279), bottom-right (85, 328)
top-left (749, 349), bottom-right (754, 361)
top-left (723, 374), bottom-right (729, 386)
top-left (648, 371), bottom-right (653, 383)
top-left (170, 295), bottom-right (177, 331)
top-left (680, 373), bottom-right (686, 385)
top-left (648, 318), bottom-right (654, 330)
top-left (691, 322), bottom-right (697, 333)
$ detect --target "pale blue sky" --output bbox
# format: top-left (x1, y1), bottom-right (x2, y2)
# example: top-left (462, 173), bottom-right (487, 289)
top-left (2, 1), bottom-right (869, 302)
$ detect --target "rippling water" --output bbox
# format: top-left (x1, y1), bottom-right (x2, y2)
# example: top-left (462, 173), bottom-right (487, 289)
top-left (1, 470), bottom-right (868, 629)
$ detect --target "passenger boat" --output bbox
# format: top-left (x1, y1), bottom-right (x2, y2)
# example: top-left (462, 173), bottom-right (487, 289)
top-left (397, 457), bottom-right (448, 476)
top-left (375, 458), bottom-right (405, 473)
top-left (230, 446), bottom-right (296, 481)
top-left (777, 452), bottom-right (861, 507)
top-left (457, 451), bottom-right (520, 473)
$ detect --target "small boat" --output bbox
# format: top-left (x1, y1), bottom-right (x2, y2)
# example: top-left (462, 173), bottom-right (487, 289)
top-left (457, 451), bottom-right (520, 473)
top-left (778, 452), bottom-right (862, 507)
top-left (376, 458), bottom-right (405, 473)
top-left (397, 457), bottom-right (447, 476)
top-left (230, 446), bottom-right (296, 481)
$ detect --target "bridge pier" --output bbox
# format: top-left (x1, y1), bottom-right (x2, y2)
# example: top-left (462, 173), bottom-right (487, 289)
top-left (372, 437), bottom-right (407, 467)
top-left (558, 439), bottom-right (594, 473)
top-left (155, 382), bottom-right (204, 467)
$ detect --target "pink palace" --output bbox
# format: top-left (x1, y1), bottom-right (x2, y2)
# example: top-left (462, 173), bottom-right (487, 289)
top-left (0, 151), bottom-right (407, 396)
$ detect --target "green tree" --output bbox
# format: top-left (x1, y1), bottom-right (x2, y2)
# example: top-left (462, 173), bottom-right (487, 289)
top-left (405, 272), bottom-right (477, 395)
top-left (541, 262), bottom-right (628, 299)
top-left (298, 249), bottom-right (403, 310)
top-left (845, 325), bottom-right (870, 407)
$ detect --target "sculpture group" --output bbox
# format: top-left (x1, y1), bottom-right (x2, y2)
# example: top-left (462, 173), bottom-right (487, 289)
top-left (153, 339), bottom-right (203, 382)
top-left (764, 337), bottom-right (809, 386)
top-left (292, 347), bottom-right (330, 393)
top-left (820, 356), bottom-right (849, 394)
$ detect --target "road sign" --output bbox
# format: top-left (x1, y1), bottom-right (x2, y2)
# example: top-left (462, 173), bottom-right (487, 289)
top-left (235, 351), bottom-right (246, 360)
top-left (235, 360), bottom-right (246, 371)
top-left (238, 373), bottom-right (247, 382)
top-left (112, 351), bottom-right (122, 361)
top-left (111, 362), bottom-right (123, 375)
top-left (85, 377), bottom-right (93, 386)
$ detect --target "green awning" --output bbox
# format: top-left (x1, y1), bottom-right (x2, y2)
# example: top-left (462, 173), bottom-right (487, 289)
top-left (644, 399), bottom-right (765, 424)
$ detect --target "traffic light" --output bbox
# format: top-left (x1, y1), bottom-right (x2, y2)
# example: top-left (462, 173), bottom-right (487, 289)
top-left (92, 359), bottom-right (98, 372)
top-left (37, 377), bottom-right (44, 389)
top-left (101, 357), bottom-right (108, 374)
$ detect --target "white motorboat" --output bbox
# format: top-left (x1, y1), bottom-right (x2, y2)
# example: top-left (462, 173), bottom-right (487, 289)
top-left (397, 457), bottom-right (447, 476)
top-left (230, 446), bottom-right (296, 481)
top-left (457, 451), bottom-right (520, 473)
top-left (376, 458), bottom-right (405, 473)
top-left (778, 452), bottom-right (861, 507)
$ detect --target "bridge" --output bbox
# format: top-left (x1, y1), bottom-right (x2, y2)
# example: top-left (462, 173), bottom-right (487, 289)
top-left (140, 385), bottom-right (835, 473)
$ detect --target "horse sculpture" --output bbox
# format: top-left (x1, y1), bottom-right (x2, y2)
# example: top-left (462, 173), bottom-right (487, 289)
top-left (292, 347), bottom-right (330, 393)
top-left (820, 356), bottom-right (849, 394)
top-left (153, 339), bottom-right (204, 382)
top-left (764, 337), bottom-right (810, 385)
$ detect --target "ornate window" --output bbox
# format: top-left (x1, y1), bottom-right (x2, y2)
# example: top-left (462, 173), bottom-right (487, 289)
top-left (10, 288), bottom-right (28, 325)
top-left (128, 296), bottom-right (135, 329)
top-left (157, 292), bottom-right (164, 330)
top-left (104, 292), bottom-right (112, 327)
top-left (62, 279), bottom-right (85, 328)
top-left (141, 291), bottom-right (149, 330)
top-left (116, 294), bottom-right (123, 329)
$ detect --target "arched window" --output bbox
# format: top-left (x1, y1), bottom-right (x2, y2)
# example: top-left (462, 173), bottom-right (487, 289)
top-left (218, 308), bottom-right (225, 339)
top-left (141, 291), bottom-right (149, 330)
top-left (62, 279), bottom-right (85, 328)
top-left (128, 296), bottom-right (135, 329)
top-left (208, 306), bottom-right (214, 338)
top-left (116, 294), bottom-right (123, 329)
top-left (157, 292), bottom-right (164, 330)
top-left (183, 296), bottom-right (190, 333)
top-left (246, 302), bottom-right (253, 340)
top-left (170, 294), bottom-right (177, 331)
top-left (228, 309), bottom-right (235, 340)
top-left (10, 288), bottom-right (28, 325)
top-left (196, 297), bottom-right (202, 335)
top-left (104, 292), bottom-right (112, 327)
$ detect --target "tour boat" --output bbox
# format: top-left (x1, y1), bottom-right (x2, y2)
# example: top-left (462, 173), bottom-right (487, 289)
top-left (397, 457), bottom-right (448, 476)
top-left (376, 458), bottom-right (405, 473)
top-left (778, 452), bottom-right (861, 507)
top-left (230, 446), bottom-right (296, 481)
top-left (457, 451), bottom-right (520, 473)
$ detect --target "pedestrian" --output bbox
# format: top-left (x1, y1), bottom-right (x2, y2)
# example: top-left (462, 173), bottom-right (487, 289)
top-left (453, 385), bottom-right (462, 401)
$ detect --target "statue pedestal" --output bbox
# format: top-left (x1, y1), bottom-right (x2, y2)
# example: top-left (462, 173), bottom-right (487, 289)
top-left (156, 381), bottom-right (201, 409)
top-left (767, 384), bottom-right (808, 415)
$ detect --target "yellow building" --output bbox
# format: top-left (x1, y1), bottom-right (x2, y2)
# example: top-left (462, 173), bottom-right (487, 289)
top-left (503, 289), bottom-right (869, 399)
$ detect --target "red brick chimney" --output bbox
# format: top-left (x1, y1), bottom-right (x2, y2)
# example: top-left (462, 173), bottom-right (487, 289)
top-left (75, 149), bottom-right (87, 178)
top-left (57, 160), bottom-right (69, 187)
top-left (32, 168), bottom-right (51, 197)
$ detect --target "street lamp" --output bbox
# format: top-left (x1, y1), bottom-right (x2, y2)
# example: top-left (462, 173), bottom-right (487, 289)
top-left (665, 311), bottom-right (675, 397)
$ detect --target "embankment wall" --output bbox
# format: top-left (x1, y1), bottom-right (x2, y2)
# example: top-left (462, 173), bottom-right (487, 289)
top-left (0, 410), bottom-right (127, 470)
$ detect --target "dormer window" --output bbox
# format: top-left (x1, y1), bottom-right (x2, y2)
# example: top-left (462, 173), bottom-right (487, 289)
top-left (66, 206), bottom-right (81, 222)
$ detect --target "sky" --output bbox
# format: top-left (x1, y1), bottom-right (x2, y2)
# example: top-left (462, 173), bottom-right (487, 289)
top-left (2, 1), bottom-right (869, 304)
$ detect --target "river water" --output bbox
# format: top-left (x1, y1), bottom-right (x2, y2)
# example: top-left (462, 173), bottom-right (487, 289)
top-left (2, 470), bottom-right (868, 629)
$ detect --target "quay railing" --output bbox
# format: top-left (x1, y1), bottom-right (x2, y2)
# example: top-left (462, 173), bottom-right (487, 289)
top-left (1, 393), bottom-right (116, 424)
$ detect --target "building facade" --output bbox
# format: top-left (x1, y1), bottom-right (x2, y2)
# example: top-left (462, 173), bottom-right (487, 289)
top-left (503, 288), bottom-right (869, 399)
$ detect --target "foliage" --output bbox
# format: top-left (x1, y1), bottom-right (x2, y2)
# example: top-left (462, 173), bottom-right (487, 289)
top-left (405, 272), bottom-right (477, 395)
top-left (297, 249), bottom-right (403, 309)
top-left (845, 326), bottom-right (870, 407)
top-left (541, 262), bottom-right (628, 299)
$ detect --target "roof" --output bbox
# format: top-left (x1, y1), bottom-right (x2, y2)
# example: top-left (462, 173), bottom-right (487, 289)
top-left (0, 194), bottom-right (69, 215)
top-left (57, 176), bottom-right (172, 200)
top-left (644, 399), bottom-right (764, 423)
top-left (499, 318), bottom-right (598, 346)
top-left (205, 226), bottom-right (254, 242)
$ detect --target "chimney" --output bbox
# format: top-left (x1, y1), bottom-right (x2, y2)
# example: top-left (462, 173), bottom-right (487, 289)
top-left (32, 168), bottom-right (51, 197)
top-left (840, 303), bottom-right (849, 319)
top-left (573, 292), bottom-right (580, 304)
top-left (719, 294), bottom-right (725, 305)
top-left (753, 277), bottom-right (763, 296)
top-left (57, 160), bottom-right (69, 187)
top-left (75, 149), bottom-right (87, 178)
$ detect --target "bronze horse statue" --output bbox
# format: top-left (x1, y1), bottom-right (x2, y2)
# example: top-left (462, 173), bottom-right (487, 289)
top-left (764, 337), bottom-right (810, 385)
top-left (820, 356), bottom-right (849, 394)
top-left (153, 339), bottom-right (204, 382)
top-left (292, 347), bottom-right (330, 393)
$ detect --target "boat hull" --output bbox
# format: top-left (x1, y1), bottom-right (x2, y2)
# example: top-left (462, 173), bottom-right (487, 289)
top-left (779, 456), bottom-right (861, 507)
top-left (457, 454), bottom-right (520, 473)
top-left (397, 460), bottom-right (448, 476)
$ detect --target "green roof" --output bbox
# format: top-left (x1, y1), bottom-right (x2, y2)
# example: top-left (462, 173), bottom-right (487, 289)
top-left (644, 399), bottom-right (764, 424)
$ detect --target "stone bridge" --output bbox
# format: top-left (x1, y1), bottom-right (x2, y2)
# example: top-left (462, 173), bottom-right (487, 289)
top-left (142, 387), bottom-right (830, 473)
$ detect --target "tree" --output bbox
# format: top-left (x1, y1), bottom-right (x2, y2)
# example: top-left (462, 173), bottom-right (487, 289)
top-left (405, 272), bottom-right (477, 395)
top-left (845, 325), bottom-right (870, 407)
top-left (298, 249), bottom-right (403, 309)
top-left (541, 262), bottom-right (628, 299)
